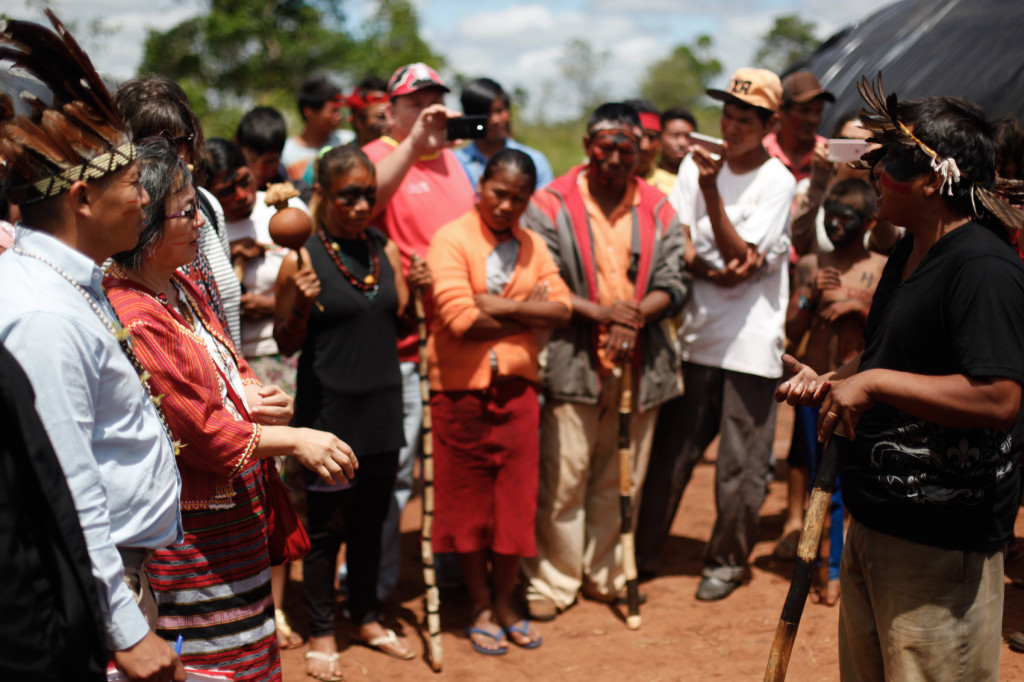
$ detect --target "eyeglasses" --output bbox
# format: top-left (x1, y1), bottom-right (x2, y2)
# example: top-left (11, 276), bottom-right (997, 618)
top-left (166, 204), bottom-right (199, 221)
top-left (332, 187), bottom-right (376, 207)
top-left (212, 171), bottom-right (254, 200)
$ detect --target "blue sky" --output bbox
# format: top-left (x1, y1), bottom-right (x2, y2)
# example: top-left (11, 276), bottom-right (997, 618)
top-left (8, 0), bottom-right (894, 120)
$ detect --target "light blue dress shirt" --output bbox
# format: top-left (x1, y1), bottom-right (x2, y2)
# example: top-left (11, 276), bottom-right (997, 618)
top-left (455, 138), bottom-right (555, 193)
top-left (0, 227), bottom-right (182, 651)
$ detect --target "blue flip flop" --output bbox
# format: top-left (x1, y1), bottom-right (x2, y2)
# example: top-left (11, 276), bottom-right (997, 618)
top-left (466, 626), bottom-right (508, 656)
top-left (503, 619), bottom-right (543, 650)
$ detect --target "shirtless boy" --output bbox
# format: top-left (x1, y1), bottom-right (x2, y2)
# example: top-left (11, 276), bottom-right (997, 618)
top-left (781, 178), bottom-right (886, 604)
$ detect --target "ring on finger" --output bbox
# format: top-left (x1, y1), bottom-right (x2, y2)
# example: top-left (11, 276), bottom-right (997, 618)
top-left (826, 410), bottom-right (839, 420)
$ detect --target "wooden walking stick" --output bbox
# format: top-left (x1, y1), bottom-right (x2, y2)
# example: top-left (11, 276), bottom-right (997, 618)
top-left (414, 284), bottom-right (443, 672)
top-left (616, 363), bottom-right (642, 630)
top-left (764, 427), bottom-right (845, 681)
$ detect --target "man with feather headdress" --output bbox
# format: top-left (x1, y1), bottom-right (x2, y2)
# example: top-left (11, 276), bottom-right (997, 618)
top-left (0, 12), bottom-right (185, 681)
top-left (777, 77), bottom-right (1024, 681)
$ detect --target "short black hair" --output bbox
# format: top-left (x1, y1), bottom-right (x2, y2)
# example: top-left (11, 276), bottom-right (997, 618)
top-left (827, 177), bottom-right (878, 217)
top-left (624, 98), bottom-right (658, 116)
top-left (661, 107), bottom-right (697, 131)
top-left (201, 137), bottom-right (248, 186)
top-left (235, 106), bottom-right (287, 155)
top-left (896, 96), bottom-right (997, 217)
top-left (724, 99), bottom-right (774, 126)
top-left (992, 115), bottom-right (1024, 180)
top-left (297, 75), bottom-right (341, 122)
top-left (481, 148), bottom-right (537, 194)
top-left (461, 78), bottom-right (509, 117)
top-left (587, 102), bottom-right (641, 135)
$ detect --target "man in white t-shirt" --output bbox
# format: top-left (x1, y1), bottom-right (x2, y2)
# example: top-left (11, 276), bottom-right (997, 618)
top-left (635, 68), bottom-right (795, 601)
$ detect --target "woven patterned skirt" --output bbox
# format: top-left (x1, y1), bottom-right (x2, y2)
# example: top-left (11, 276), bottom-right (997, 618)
top-left (148, 460), bottom-right (281, 681)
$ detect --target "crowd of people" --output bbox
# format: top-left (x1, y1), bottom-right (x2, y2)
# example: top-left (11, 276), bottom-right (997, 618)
top-left (3, 10), bottom-right (1024, 682)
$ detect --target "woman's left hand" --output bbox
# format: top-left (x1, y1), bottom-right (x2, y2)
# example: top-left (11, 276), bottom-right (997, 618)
top-left (407, 254), bottom-right (432, 290)
top-left (247, 384), bottom-right (295, 425)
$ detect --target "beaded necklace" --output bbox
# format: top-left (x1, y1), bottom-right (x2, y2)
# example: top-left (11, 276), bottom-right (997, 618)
top-left (317, 226), bottom-right (380, 302)
top-left (13, 246), bottom-right (183, 456)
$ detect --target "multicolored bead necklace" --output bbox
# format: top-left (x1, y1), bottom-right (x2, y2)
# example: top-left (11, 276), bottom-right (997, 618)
top-left (317, 226), bottom-right (380, 302)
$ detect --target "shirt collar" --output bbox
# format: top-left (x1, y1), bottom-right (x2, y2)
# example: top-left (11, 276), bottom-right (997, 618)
top-left (15, 225), bottom-right (104, 292)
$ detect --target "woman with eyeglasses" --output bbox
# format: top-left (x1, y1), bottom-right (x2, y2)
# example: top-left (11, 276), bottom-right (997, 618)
top-left (104, 139), bottom-right (358, 681)
top-left (274, 145), bottom-right (427, 680)
top-left (114, 76), bottom-right (243, 351)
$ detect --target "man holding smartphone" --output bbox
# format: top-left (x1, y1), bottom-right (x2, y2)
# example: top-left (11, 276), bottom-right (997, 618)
top-left (363, 62), bottom-right (476, 606)
top-left (635, 68), bottom-right (796, 601)
top-left (764, 70), bottom-right (835, 182)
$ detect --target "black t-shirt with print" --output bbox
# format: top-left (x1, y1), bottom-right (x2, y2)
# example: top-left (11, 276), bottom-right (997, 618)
top-left (841, 220), bottom-right (1024, 552)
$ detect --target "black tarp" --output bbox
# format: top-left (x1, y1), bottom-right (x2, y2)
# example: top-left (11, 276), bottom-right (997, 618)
top-left (796, 0), bottom-right (1024, 135)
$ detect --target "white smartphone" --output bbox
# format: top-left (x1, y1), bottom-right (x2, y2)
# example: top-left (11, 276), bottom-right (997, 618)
top-left (827, 139), bottom-right (870, 163)
top-left (689, 131), bottom-right (724, 159)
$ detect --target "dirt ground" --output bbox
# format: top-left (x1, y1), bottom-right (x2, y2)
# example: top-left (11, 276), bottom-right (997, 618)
top-left (278, 403), bottom-right (1024, 681)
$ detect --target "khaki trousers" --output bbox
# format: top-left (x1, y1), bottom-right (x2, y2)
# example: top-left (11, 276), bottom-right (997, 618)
top-left (839, 519), bottom-right (1004, 682)
top-left (524, 375), bottom-right (658, 609)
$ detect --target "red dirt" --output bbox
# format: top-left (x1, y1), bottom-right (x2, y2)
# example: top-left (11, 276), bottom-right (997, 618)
top-left (279, 403), bottom-right (1024, 681)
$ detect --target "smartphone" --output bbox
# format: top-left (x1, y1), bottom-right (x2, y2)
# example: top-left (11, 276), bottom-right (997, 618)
top-left (689, 131), bottom-right (724, 159)
top-left (827, 139), bottom-right (870, 163)
top-left (446, 115), bottom-right (488, 140)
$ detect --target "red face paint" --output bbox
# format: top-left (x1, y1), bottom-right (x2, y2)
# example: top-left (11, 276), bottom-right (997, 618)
top-left (879, 171), bottom-right (912, 194)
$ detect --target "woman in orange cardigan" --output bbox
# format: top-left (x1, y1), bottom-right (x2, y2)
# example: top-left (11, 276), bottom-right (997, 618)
top-left (426, 149), bottom-right (571, 656)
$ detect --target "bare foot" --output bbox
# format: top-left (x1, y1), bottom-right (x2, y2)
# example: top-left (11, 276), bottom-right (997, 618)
top-left (495, 604), bottom-right (542, 648)
top-left (772, 526), bottom-right (802, 561)
top-left (467, 608), bottom-right (507, 654)
top-left (304, 635), bottom-right (343, 681)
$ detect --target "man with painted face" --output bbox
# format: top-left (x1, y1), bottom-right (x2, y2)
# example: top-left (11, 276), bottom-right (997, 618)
top-left (635, 68), bottom-right (796, 601)
top-left (521, 102), bottom-right (688, 620)
top-left (778, 89), bottom-right (1024, 681)
top-left (764, 71), bottom-right (834, 183)
top-left (782, 178), bottom-right (886, 606)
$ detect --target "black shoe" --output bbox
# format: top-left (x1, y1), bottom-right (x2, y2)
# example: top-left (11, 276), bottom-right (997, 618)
top-left (695, 576), bottom-right (740, 601)
top-left (1009, 631), bottom-right (1024, 653)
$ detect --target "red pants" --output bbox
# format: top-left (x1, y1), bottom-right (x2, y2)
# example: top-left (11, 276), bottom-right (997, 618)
top-left (430, 378), bottom-right (539, 556)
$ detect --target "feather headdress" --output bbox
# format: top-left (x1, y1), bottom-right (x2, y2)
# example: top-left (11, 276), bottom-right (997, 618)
top-left (854, 73), bottom-right (1024, 234)
top-left (0, 9), bottom-right (134, 204)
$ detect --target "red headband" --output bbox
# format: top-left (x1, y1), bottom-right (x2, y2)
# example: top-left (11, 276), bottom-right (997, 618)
top-left (347, 90), bottom-right (388, 112)
top-left (638, 112), bottom-right (662, 133)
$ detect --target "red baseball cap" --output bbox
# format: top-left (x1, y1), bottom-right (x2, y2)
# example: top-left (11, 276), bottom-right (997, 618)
top-left (387, 63), bottom-right (449, 99)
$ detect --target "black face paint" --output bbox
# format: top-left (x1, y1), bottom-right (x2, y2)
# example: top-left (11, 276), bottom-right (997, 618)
top-left (824, 201), bottom-right (865, 249)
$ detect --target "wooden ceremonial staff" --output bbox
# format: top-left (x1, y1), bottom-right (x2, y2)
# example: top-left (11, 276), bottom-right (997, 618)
top-left (414, 285), bottom-right (444, 672)
top-left (617, 363), bottom-right (642, 630)
top-left (764, 426), bottom-right (844, 681)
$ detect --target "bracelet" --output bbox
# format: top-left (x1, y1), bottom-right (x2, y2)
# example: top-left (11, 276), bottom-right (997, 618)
top-left (797, 295), bottom-right (815, 312)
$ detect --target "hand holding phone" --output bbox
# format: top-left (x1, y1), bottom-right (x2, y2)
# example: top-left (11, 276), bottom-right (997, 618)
top-left (827, 139), bottom-right (869, 163)
top-left (689, 132), bottom-right (724, 160)
top-left (446, 115), bottom-right (488, 140)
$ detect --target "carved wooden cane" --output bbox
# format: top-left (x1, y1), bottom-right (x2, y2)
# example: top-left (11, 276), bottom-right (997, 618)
top-left (414, 286), bottom-right (443, 672)
top-left (617, 363), bottom-right (641, 630)
top-left (764, 429), bottom-right (844, 680)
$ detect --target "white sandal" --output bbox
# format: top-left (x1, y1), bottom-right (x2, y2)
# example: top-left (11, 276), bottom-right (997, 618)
top-left (304, 650), bottom-right (343, 682)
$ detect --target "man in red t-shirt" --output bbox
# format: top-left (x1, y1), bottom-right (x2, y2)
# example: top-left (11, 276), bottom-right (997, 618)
top-left (362, 62), bottom-right (476, 609)
top-left (762, 71), bottom-right (834, 183)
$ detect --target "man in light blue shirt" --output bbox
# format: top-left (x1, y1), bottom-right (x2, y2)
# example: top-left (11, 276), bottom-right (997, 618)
top-left (0, 13), bottom-right (185, 681)
top-left (455, 78), bottom-right (555, 191)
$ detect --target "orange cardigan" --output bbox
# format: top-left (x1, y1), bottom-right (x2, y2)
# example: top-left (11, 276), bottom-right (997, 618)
top-left (426, 210), bottom-right (571, 391)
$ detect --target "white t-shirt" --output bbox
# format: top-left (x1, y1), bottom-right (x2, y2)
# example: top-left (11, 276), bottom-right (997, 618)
top-left (669, 155), bottom-right (795, 379)
top-left (225, 192), bottom-right (309, 357)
